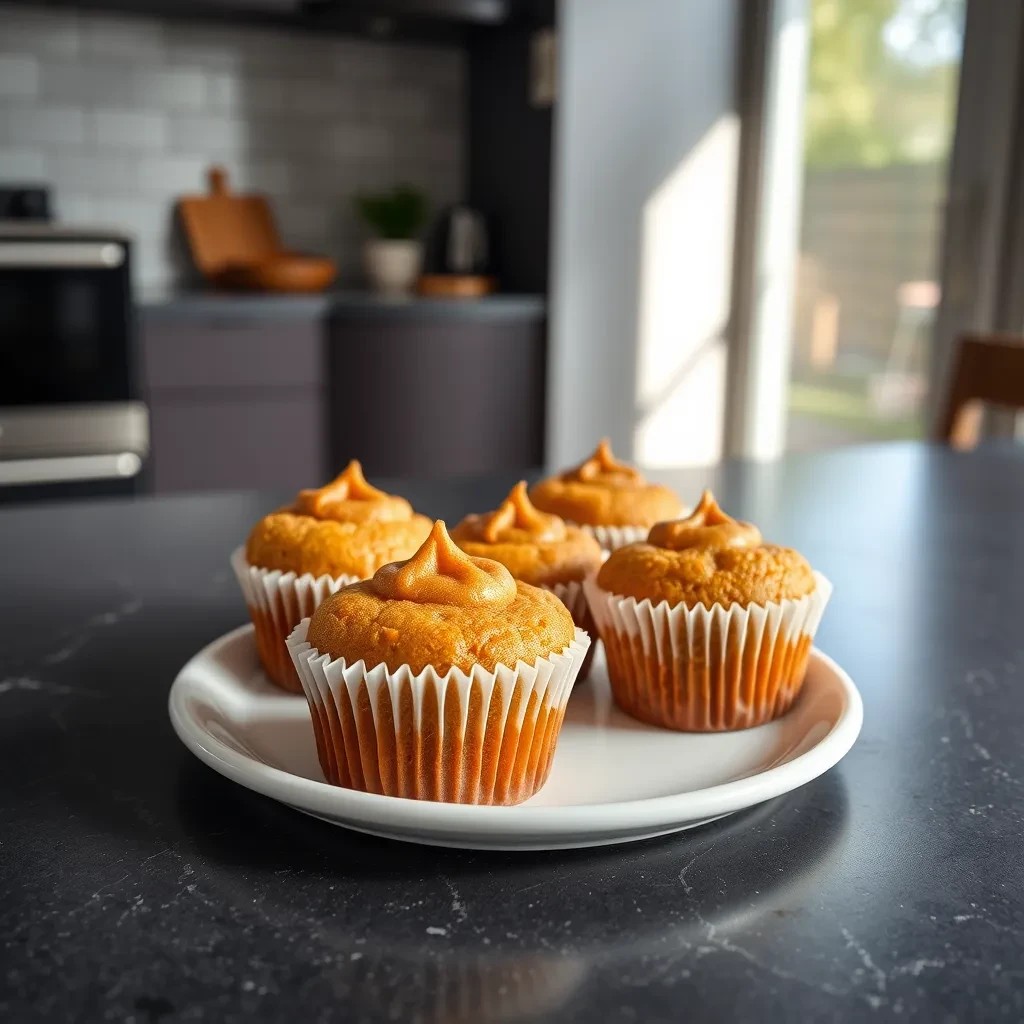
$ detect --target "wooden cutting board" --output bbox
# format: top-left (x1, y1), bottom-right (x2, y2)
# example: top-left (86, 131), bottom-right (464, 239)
top-left (417, 274), bottom-right (497, 298)
top-left (178, 166), bottom-right (282, 280)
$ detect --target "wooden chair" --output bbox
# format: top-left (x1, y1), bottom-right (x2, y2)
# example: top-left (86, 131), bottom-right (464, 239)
top-left (935, 333), bottom-right (1024, 448)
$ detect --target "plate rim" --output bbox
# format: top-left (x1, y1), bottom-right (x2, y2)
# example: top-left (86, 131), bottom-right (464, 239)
top-left (169, 624), bottom-right (863, 841)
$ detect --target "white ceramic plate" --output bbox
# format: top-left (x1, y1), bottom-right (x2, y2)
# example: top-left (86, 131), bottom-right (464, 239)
top-left (169, 625), bottom-right (862, 851)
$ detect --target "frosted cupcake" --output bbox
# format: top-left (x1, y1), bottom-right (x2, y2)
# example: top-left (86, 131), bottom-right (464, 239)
top-left (451, 482), bottom-right (602, 678)
top-left (529, 439), bottom-right (685, 551)
top-left (287, 520), bottom-right (590, 804)
top-left (584, 491), bottom-right (831, 731)
top-left (234, 461), bottom-right (431, 693)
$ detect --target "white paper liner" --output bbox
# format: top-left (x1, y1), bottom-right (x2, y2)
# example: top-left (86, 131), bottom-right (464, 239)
top-left (573, 523), bottom-right (649, 552)
top-left (231, 546), bottom-right (357, 693)
top-left (545, 579), bottom-right (589, 624)
top-left (545, 579), bottom-right (597, 682)
top-left (569, 508), bottom-right (691, 553)
top-left (584, 571), bottom-right (832, 732)
top-left (287, 619), bottom-right (591, 804)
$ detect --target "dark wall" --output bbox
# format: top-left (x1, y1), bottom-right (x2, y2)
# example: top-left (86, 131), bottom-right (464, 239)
top-left (466, 3), bottom-right (554, 293)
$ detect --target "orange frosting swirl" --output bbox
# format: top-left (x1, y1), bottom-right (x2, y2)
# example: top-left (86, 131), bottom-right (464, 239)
top-left (564, 439), bottom-right (643, 485)
top-left (371, 520), bottom-right (516, 607)
top-left (462, 482), bottom-right (568, 544)
top-left (647, 490), bottom-right (761, 551)
top-left (293, 461), bottom-right (413, 524)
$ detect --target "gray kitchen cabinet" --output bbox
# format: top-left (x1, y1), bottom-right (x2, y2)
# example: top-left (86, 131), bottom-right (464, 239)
top-left (141, 320), bottom-right (321, 390)
top-left (139, 315), bottom-right (326, 494)
top-left (139, 292), bottom-right (547, 492)
top-left (147, 395), bottom-right (324, 493)
top-left (327, 309), bottom-right (546, 478)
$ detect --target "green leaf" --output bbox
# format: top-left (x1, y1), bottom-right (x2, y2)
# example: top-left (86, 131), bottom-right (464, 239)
top-left (353, 184), bottom-right (429, 240)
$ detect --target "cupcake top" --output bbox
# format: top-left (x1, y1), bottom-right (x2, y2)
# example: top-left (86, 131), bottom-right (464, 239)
top-left (292, 461), bottom-right (414, 524)
top-left (450, 482), bottom-right (603, 587)
top-left (245, 460), bottom-right (432, 578)
top-left (529, 439), bottom-right (684, 527)
top-left (307, 520), bottom-right (576, 674)
top-left (597, 491), bottom-right (816, 609)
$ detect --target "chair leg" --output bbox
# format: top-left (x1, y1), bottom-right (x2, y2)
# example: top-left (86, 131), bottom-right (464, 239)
top-left (936, 342), bottom-right (974, 445)
top-left (950, 402), bottom-right (983, 449)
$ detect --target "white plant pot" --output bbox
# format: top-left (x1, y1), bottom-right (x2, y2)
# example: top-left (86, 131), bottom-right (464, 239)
top-left (363, 239), bottom-right (423, 295)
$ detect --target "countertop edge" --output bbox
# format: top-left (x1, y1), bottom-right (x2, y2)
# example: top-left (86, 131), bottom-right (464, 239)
top-left (138, 291), bottom-right (547, 323)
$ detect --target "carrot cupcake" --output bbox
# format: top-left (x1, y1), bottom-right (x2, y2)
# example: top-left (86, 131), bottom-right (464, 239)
top-left (233, 461), bottom-right (431, 693)
top-left (287, 520), bottom-right (590, 804)
top-left (529, 439), bottom-right (685, 551)
top-left (451, 481), bottom-right (602, 679)
top-left (584, 491), bottom-right (831, 731)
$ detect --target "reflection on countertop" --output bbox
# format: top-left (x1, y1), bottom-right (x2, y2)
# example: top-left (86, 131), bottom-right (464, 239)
top-left (137, 289), bottom-right (547, 323)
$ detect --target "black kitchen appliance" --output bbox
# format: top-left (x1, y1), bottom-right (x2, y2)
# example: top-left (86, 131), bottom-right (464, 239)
top-left (0, 186), bottom-right (148, 502)
top-left (425, 204), bottom-right (492, 275)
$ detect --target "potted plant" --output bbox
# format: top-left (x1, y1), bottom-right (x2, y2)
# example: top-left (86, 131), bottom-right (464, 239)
top-left (354, 185), bottom-right (428, 296)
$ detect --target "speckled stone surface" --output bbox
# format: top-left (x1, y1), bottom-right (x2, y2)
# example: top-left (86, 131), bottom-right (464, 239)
top-left (2, 444), bottom-right (1023, 1023)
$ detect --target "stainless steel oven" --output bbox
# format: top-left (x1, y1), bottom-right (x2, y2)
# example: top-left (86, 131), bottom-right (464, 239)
top-left (0, 221), bottom-right (148, 501)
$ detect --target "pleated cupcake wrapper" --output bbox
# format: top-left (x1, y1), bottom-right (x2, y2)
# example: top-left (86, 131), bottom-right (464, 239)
top-left (287, 619), bottom-right (591, 804)
top-left (573, 508), bottom-right (692, 553)
top-left (544, 579), bottom-right (588, 625)
top-left (545, 579), bottom-right (597, 682)
top-left (231, 546), bottom-right (357, 694)
top-left (573, 523), bottom-right (650, 553)
top-left (583, 571), bottom-right (832, 732)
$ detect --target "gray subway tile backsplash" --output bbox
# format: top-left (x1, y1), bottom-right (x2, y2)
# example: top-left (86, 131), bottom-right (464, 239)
top-left (165, 113), bottom-right (249, 156)
top-left (0, 3), bottom-right (464, 291)
top-left (135, 68), bottom-right (209, 113)
top-left (80, 13), bottom-right (165, 61)
top-left (234, 158), bottom-right (292, 196)
top-left (5, 102), bottom-right (86, 146)
top-left (46, 151), bottom-right (141, 195)
top-left (0, 144), bottom-right (45, 177)
top-left (54, 193), bottom-right (93, 222)
top-left (1, 7), bottom-right (81, 58)
top-left (91, 109), bottom-right (170, 151)
top-left (0, 53), bottom-right (39, 98)
top-left (136, 154), bottom-right (210, 196)
top-left (205, 72), bottom-right (241, 113)
top-left (41, 63), bottom-right (129, 106)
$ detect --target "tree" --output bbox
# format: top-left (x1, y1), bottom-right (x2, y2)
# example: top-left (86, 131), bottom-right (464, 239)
top-left (804, 0), bottom-right (964, 168)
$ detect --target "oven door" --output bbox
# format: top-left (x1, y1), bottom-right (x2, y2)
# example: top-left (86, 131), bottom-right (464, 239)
top-left (0, 238), bottom-right (133, 407)
top-left (0, 401), bottom-right (148, 486)
top-left (0, 236), bottom-right (148, 499)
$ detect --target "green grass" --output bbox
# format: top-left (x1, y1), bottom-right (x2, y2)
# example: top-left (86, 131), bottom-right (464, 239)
top-left (788, 382), bottom-right (923, 440)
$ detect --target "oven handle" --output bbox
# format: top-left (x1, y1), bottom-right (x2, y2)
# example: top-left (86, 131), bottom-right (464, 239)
top-left (0, 242), bottom-right (125, 268)
top-left (0, 452), bottom-right (142, 486)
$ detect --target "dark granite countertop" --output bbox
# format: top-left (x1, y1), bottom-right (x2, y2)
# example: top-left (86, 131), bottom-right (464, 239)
top-left (138, 289), bottom-right (546, 323)
top-left (2, 443), bottom-right (1023, 1022)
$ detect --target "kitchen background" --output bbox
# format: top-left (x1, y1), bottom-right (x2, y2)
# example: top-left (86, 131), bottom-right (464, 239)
top-left (0, 0), bottom-right (553, 501)
top-left (1, 4), bottom-right (464, 291)
top-left (2, 0), bottom-right (1015, 504)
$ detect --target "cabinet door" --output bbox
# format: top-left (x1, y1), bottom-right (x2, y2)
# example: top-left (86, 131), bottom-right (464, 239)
top-left (328, 317), bottom-right (546, 476)
top-left (141, 320), bottom-right (321, 392)
top-left (148, 394), bottom-right (324, 493)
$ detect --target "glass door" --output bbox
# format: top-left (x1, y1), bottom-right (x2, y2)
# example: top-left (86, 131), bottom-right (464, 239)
top-left (786, 0), bottom-right (966, 451)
